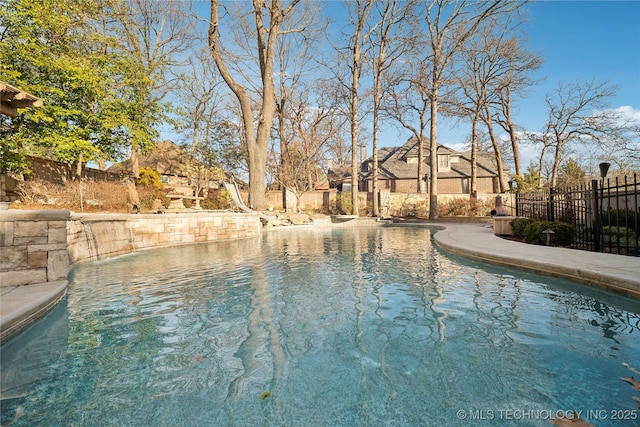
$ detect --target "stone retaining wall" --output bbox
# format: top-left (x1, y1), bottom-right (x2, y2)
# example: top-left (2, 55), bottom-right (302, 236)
top-left (67, 212), bottom-right (262, 264)
top-left (0, 210), bottom-right (70, 287)
top-left (1, 211), bottom-right (262, 285)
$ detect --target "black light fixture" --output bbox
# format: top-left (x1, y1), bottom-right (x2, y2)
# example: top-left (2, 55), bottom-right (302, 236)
top-left (599, 162), bottom-right (611, 178)
top-left (507, 179), bottom-right (514, 192)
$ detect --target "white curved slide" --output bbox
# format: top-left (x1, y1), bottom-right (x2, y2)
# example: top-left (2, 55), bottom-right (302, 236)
top-left (222, 179), bottom-right (277, 224)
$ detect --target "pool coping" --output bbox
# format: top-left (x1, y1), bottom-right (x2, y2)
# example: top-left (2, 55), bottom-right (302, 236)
top-left (0, 280), bottom-right (68, 343)
top-left (1, 221), bottom-right (639, 344)
top-left (431, 222), bottom-right (640, 300)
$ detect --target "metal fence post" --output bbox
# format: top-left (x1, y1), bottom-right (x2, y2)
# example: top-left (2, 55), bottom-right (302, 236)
top-left (592, 179), bottom-right (601, 252)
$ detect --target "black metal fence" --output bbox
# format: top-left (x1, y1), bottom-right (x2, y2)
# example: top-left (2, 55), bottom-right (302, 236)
top-left (515, 174), bottom-right (639, 256)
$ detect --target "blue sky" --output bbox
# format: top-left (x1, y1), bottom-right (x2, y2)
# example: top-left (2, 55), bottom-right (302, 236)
top-left (515, 0), bottom-right (640, 134)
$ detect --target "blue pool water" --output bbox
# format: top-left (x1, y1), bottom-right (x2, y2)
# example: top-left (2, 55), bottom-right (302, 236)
top-left (1, 226), bottom-right (639, 426)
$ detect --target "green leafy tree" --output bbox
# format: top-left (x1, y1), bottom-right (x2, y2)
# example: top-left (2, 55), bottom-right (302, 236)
top-left (0, 0), bottom-right (193, 177)
top-left (0, 0), bottom-right (125, 174)
top-left (512, 162), bottom-right (541, 192)
top-left (556, 158), bottom-right (586, 187)
top-left (106, 0), bottom-right (195, 178)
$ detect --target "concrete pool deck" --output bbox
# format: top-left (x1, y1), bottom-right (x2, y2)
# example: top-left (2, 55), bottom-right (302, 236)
top-left (1, 221), bottom-right (639, 343)
top-left (432, 222), bottom-right (640, 300)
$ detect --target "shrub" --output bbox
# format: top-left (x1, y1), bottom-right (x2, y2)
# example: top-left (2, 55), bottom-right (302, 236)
top-left (522, 220), bottom-right (576, 246)
top-left (334, 192), bottom-right (352, 215)
top-left (510, 217), bottom-right (535, 239)
top-left (136, 186), bottom-right (166, 210)
top-left (135, 167), bottom-right (163, 190)
top-left (549, 222), bottom-right (577, 246)
top-left (398, 199), bottom-right (424, 217)
top-left (601, 209), bottom-right (639, 232)
top-left (16, 178), bottom-right (132, 212)
top-left (438, 198), bottom-right (468, 216)
top-left (438, 197), bottom-right (495, 217)
top-left (202, 189), bottom-right (232, 210)
top-left (601, 225), bottom-right (639, 247)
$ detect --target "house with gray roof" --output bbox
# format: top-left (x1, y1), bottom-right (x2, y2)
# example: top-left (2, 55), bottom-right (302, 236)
top-left (358, 138), bottom-right (504, 194)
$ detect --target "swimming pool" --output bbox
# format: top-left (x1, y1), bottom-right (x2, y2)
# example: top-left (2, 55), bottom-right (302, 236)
top-left (1, 226), bottom-right (639, 426)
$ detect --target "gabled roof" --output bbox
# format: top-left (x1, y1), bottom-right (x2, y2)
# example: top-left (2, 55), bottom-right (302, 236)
top-left (108, 140), bottom-right (244, 185)
top-left (109, 140), bottom-right (200, 176)
top-left (361, 137), bottom-right (500, 180)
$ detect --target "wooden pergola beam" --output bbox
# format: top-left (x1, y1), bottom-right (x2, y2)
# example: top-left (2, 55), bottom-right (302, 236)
top-left (0, 81), bottom-right (43, 117)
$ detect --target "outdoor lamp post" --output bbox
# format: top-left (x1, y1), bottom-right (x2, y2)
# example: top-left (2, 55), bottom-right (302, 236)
top-left (599, 162), bottom-right (611, 212)
top-left (594, 162), bottom-right (610, 252)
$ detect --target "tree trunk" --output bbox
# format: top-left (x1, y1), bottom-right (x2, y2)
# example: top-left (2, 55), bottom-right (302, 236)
top-left (208, 0), bottom-right (293, 210)
top-left (551, 143), bottom-right (562, 188)
top-left (429, 92), bottom-right (438, 220)
top-left (76, 152), bottom-right (84, 179)
top-left (483, 104), bottom-right (507, 192)
top-left (470, 113), bottom-right (478, 202)
top-left (350, 48), bottom-right (361, 216)
top-left (503, 88), bottom-right (521, 178)
top-left (350, 116), bottom-right (359, 216)
top-left (131, 144), bottom-right (140, 178)
top-left (372, 107), bottom-right (380, 216)
top-left (417, 135), bottom-right (425, 193)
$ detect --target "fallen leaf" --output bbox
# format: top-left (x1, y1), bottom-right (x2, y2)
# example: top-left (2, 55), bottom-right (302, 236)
top-left (620, 376), bottom-right (640, 391)
top-left (551, 412), bottom-right (594, 427)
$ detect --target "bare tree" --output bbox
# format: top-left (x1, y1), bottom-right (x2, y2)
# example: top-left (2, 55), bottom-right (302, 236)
top-left (591, 108), bottom-right (640, 170)
top-left (482, 102), bottom-right (509, 192)
top-left (421, 0), bottom-right (522, 219)
top-left (173, 44), bottom-right (228, 197)
top-left (273, 0), bottom-right (327, 205)
top-left (209, 0), bottom-right (300, 210)
top-left (536, 79), bottom-right (622, 187)
top-left (330, 0), bottom-right (376, 216)
top-left (269, 83), bottom-right (346, 210)
top-left (455, 22), bottom-right (500, 201)
top-left (384, 56), bottom-right (432, 193)
top-left (454, 16), bottom-right (536, 195)
top-left (368, 0), bottom-right (413, 216)
top-left (490, 38), bottom-right (542, 179)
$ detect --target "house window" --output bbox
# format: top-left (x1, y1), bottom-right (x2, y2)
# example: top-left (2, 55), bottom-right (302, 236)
top-left (437, 154), bottom-right (450, 172)
top-left (461, 178), bottom-right (469, 194)
top-left (406, 156), bottom-right (418, 164)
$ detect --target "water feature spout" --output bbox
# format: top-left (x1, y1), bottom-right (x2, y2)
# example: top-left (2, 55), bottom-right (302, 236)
top-left (81, 221), bottom-right (99, 262)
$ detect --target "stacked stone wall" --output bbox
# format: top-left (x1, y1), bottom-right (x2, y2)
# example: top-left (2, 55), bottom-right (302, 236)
top-left (0, 210), bottom-right (70, 287)
top-left (1, 211), bottom-right (262, 284)
top-left (67, 212), bottom-right (262, 264)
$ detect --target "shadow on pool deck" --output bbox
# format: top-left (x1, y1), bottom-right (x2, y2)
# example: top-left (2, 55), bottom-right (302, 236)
top-left (1, 222), bottom-right (639, 344)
